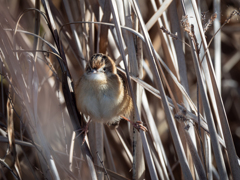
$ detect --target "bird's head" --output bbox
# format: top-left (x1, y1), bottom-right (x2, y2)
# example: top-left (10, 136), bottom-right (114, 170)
top-left (85, 54), bottom-right (117, 79)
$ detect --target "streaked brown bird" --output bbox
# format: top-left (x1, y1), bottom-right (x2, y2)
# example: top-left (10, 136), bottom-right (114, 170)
top-left (74, 53), bottom-right (147, 135)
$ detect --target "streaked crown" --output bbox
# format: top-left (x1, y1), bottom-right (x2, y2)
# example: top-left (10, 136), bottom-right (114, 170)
top-left (86, 53), bottom-right (117, 74)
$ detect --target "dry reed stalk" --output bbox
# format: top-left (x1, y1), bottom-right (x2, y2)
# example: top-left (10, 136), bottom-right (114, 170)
top-left (0, 0), bottom-right (240, 179)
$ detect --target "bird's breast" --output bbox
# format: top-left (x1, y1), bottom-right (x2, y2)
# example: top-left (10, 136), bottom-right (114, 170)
top-left (75, 74), bottom-right (124, 123)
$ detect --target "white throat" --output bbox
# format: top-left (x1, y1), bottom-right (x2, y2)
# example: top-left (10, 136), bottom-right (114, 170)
top-left (86, 72), bottom-right (107, 81)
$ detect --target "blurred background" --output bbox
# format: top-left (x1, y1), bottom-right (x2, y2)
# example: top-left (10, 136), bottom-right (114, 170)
top-left (0, 0), bottom-right (240, 179)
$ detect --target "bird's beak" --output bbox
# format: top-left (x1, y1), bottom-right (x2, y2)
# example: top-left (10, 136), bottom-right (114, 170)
top-left (90, 69), bottom-right (97, 73)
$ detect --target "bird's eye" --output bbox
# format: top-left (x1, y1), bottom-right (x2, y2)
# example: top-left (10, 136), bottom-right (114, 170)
top-left (103, 67), bottom-right (106, 71)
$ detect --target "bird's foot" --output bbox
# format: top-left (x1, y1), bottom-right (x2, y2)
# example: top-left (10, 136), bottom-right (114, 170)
top-left (120, 116), bottom-right (148, 132)
top-left (133, 121), bottom-right (148, 132)
top-left (75, 119), bottom-right (92, 145)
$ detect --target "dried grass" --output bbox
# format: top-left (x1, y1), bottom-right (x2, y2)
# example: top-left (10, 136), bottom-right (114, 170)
top-left (0, 0), bottom-right (240, 179)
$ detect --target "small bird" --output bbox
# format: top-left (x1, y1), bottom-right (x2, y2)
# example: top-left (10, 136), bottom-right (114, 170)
top-left (74, 53), bottom-right (146, 131)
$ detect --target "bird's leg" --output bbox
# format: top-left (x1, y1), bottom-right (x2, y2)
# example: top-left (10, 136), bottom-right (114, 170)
top-left (75, 119), bottom-right (92, 144)
top-left (120, 116), bottom-right (147, 131)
